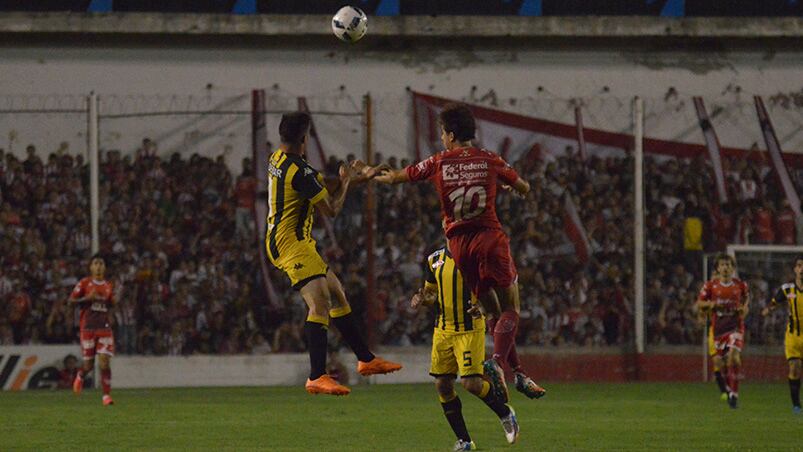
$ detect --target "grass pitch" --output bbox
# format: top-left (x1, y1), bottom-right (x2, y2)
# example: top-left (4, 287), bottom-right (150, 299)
top-left (1, 383), bottom-right (799, 451)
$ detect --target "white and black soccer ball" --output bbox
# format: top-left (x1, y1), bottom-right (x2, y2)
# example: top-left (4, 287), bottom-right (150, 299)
top-left (331, 6), bottom-right (368, 43)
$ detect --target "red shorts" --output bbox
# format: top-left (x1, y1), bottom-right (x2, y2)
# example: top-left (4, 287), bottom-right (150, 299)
top-left (448, 228), bottom-right (517, 296)
top-left (80, 329), bottom-right (115, 359)
top-left (713, 328), bottom-right (744, 356)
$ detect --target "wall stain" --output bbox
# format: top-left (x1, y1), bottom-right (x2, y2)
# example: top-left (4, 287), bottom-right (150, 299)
top-left (621, 40), bottom-right (735, 75)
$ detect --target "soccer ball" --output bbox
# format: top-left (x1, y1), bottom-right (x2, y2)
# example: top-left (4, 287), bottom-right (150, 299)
top-left (331, 6), bottom-right (368, 43)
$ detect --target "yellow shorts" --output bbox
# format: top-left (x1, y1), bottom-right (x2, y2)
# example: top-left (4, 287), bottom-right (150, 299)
top-left (430, 328), bottom-right (485, 378)
top-left (785, 333), bottom-right (803, 361)
top-left (268, 240), bottom-right (328, 290)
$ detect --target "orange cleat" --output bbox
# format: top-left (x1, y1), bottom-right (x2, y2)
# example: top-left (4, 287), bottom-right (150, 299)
top-left (102, 395), bottom-right (114, 406)
top-left (358, 356), bottom-right (403, 376)
top-left (72, 374), bottom-right (83, 395)
top-left (305, 375), bottom-right (351, 396)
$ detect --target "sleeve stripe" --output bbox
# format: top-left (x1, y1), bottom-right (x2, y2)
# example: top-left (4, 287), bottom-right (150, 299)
top-left (309, 188), bottom-right (328, 205)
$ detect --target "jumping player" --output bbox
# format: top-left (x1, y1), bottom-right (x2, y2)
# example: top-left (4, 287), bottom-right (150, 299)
top-left (414, 245), bottom-right (520, 450)
top-left (69, 255), bottom-right (116, 406)
top-left (366, 103), bottom-right (544, 401)
top-left (762, 256), bottom-right (803, 414)
top-left (696, 254), bottom-right (750, 409)
top-left (266, 112), bottom-right (401, 396)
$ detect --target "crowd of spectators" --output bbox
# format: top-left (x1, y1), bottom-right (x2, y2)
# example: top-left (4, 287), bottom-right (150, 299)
top-left (0, 138), bottom-right (799, 355)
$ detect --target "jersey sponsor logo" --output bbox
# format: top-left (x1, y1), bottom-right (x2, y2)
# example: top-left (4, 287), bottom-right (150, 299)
top-left (293, 262), bottom-right (304, 270)
top-left (442, 163), bottom-right (459, 181)
top-left (90, 302), bottom-right (107, 312)
top-left (443, 161), bottom-right (489, 183)
top-left (432, 259), bottom-right (445, 269)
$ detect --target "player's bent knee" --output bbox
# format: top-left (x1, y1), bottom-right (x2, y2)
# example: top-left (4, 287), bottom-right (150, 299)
top-left (460, 376), bottom-right (483, 395)
top-left (435, 377), bottom-right (455, 396)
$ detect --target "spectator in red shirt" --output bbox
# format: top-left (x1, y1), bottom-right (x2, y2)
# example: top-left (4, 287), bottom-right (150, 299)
top-left (776, 199), bottom-right (797, 245)
top-left (754, 200), bottom-right (776, 244)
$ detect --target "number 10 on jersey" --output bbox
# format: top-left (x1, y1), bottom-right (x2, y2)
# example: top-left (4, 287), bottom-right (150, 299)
top-left (448, 186), bottom-right (487, 221)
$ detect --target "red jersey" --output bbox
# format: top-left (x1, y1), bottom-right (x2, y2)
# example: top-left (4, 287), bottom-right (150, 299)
top-left (698, 278), bottom-right (748, 337)
top-left (70, 277), bottom-right (114, 331)
top-left (405, 147), bottom-right (519, 238)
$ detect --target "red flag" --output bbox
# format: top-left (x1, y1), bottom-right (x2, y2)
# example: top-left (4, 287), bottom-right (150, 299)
top-left (692, 97), bottom-right (728, 204)
top-left (575, 106), bottom-right (587, 161)
top-left (755, 96), bottom-right (803, 223)
top-left (563, 193), bottom-right (592, 264)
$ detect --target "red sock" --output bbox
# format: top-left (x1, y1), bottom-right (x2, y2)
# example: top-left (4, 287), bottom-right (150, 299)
top-left (492, 311), bottom-right (519, 368)
top-left (507, 322), bottom-right (522, 372)
top-left (101, 368), bottom-right (112, 395)
top-left (728, 365), bottom-right (739, 395)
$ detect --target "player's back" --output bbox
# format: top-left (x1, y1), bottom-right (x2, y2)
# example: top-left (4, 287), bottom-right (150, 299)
top-left (409, 147), bottom-right (518, 238)
top-left (266, 150), bottom-right (325, 260)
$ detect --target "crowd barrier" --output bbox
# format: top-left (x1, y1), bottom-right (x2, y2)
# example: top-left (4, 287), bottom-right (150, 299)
top-left (0, 345), bottom-right (788, 390)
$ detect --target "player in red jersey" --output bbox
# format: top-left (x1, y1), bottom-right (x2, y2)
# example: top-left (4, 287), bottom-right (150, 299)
top-left (696, 254), bottom-right (750, 409)
top-left (364, 103), bottom-right (545, 402)
top-left (69, 255), bottom-right (116, 406)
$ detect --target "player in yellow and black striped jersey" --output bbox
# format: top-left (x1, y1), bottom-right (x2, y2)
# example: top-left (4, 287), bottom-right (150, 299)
top-left (411, 246), bottom-right (518, 450)
top-left (266, 112), bottom-right (401, 397)
top-left (763, 256), bottom-right (803, 413)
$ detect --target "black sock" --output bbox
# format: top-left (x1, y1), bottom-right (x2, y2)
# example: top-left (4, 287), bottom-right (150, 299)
top-left (331, 313), bottom-right (374, 362)
top-left (304, 321), bottom-right (328, 380)
top-left (715, 371), bottom-right (728, 393)
top-left (481, 386), bottom-right (511, 419)
top-left (441, 396), bottom-right (471, 442)
top-left (790, 378), bottom-right (801, 408)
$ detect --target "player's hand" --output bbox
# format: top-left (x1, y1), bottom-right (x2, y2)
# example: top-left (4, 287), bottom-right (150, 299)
top-left (467, 302), bottom-right (485, 319)
top-left (501, 184), bottom-right (525, 199)
top-left (411, 288), bottom-right (425, 310)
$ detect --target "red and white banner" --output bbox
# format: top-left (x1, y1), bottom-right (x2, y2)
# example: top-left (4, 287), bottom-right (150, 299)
top-left (755, 96), bottom-right (803, 223)
top-left (692, 97), bottom-right (728, 204)
top-left (412, 91), bottom-right (803, 166)
top-left (562, 193), bottom-right (592, 264)
top-left (252, 90), bottom-right (280, 308)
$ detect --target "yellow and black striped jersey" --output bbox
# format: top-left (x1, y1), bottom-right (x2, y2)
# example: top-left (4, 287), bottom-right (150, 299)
top-left (772, 283), bottom-right (803, 336)
top-left (266, 150), bottom-right (328, 260)
top-left (425, 248), bottom-right (485, 334)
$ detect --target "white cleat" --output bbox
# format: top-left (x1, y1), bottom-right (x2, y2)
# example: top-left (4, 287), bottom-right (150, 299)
top-left (500, 404), bottom-right (520, 444)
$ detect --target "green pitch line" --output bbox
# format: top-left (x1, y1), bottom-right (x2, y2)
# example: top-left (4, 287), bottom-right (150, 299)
top-left (0, 383), bottom-right (799, 451)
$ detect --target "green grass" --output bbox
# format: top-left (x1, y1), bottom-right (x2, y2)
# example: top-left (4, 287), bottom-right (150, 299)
top-left (0, 383), bottom-right (800, 451)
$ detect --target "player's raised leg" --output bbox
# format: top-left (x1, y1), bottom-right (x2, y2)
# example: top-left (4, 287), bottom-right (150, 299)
top-left (325, 270), bottom-right (402, 376)
top-left (462, 373), bottom-right (519, 444)
top-left (299, 276), bottom-right (350, 396)
top-left (788, 358), bottom-right (801, 414)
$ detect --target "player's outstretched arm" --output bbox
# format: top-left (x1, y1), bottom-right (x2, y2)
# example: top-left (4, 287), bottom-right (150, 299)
top-left (373, 168), bottom-right (409, 185)
top-left (316, 164), bottom-right (353, 217)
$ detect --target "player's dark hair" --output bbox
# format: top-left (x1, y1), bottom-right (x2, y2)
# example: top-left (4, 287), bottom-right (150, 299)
top-left (279, 112), bottom-right (311, 145)
top-left (439, 103), bottom-right (476, 142)
top-left (796, 255), bottom-right (803, 265)
top-left (90, 254), bottom-right (104, 264)
top-left (714, 253), bottom-right (735, 267)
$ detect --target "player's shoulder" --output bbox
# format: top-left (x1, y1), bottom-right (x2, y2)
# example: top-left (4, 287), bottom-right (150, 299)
top-left (733, 278), bottom-right (748, 288)
top-left (427, 247), bottom-right (447, 263)
top-left (77, 276), bottom-right (92, 285)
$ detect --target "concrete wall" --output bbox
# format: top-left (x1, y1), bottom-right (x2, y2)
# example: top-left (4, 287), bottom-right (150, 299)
top-left (0, 14), bottom-right (801, 163)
